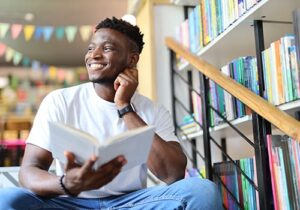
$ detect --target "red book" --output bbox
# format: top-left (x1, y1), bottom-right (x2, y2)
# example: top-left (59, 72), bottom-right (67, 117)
top-left (266, 135), bottom-right (279, 210)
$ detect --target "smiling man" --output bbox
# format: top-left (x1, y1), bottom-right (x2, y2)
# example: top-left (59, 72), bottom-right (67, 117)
top-left (0, 17), bottom-right (222, 209)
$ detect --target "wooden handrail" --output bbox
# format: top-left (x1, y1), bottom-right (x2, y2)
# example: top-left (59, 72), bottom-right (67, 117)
top-left (165, 37), bottom-right (300, 142)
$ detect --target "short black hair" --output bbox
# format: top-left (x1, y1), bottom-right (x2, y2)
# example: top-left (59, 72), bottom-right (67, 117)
top-left (95, 17), bottom-right (144, 54)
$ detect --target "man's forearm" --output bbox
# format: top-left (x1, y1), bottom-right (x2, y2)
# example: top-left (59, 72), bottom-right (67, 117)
top-left (122, 112), bottom-right (187, 183)
top-left (148, 136), bottom-right (187, 183)
top-left (19, 166), bottom-right (64, 197)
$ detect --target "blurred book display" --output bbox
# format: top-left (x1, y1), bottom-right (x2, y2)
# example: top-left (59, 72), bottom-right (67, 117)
top-left (0, 67), bottom-right (88, 167)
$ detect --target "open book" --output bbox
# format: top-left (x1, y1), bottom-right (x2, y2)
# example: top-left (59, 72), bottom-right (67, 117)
top-left (48, 121), bottom-right (155, 171)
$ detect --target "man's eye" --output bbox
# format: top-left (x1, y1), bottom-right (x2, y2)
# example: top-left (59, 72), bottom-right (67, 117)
top-left (104, 46), bottom-right (114, 51)
top-left (87, 47), bottom-right (94, 52)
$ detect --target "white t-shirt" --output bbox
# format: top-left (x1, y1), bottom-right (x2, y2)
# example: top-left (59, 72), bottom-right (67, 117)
top-left (26, 82), bottom-right (178, 198)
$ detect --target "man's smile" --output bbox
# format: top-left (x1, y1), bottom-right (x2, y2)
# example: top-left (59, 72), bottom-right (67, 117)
top-left (88, 63), bottom-right (106, 71)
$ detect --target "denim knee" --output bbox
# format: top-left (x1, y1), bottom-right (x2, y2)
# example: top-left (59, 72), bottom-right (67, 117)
top-left (0, 187), bottom-right (35, 210)
top-left (171, 177), bottom-right (222, 210)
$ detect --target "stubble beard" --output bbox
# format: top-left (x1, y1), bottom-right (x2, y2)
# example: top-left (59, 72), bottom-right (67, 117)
top-left (89, 76), bottom-right (116, 86)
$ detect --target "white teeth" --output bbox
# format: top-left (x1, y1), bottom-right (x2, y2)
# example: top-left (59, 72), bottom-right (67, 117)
top-left (90, 64), bottom-right (104, 69)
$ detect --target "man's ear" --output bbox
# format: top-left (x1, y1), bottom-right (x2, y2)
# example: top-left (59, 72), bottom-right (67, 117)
top-left (127, 53), bottom-right (139, 68)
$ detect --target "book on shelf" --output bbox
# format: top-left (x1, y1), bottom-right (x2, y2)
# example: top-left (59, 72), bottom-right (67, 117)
top-left (280, 35), bottom-right (296, 102)
top-left (262, 34), bottom-right (300, 104)
top-left (191, 91), bottom-right (203, 126)
top-left (48, 121), bottom-right (155, 171)
top-left (174, 0), bottom-right (262, 60)
top-left (213, 157), bottom-right (259, 210)
top-left (266, 135), bottom-right (300, 210)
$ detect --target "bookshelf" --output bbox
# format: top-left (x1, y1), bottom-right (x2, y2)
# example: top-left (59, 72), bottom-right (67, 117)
top-left (180, 99), bottom-right (300, 141)
top-left (177, 0), bottom-right (299, 71)
top-left (167, 0), bottom-right (300, 209)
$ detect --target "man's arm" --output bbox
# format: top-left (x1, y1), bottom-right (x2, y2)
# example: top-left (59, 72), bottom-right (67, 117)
top-left (121, 112), bottom-right (187, 184)
top-left (114, 68), bottom-right (187, 184)
top-left (19, 144), bottom-right (126, 197)
top-left (19, 144), bottom-right (65, 197)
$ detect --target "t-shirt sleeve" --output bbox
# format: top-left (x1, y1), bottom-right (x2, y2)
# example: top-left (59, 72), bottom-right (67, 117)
top-left (26, 91), bottom-right (65, 151)
top-left (153, 104), bottom-right (179, 142)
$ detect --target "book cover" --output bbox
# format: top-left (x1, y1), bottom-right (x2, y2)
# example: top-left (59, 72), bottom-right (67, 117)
top-left (270, 41), bottom-right (280, 105)
top-left (289, 45), bottom-right (300, 99)
top-left (48, 121), bottom-right (155, 171)
top-left (280, 35), bottom-right (295, 102)
top-left (280, 137), bottom-right (296, 209)
top-left (273, 40), bottom-right (285, 105)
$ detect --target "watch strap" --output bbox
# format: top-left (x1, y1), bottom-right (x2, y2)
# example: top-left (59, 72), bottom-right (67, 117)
top-left (117, 103), bottom-right (135, 118)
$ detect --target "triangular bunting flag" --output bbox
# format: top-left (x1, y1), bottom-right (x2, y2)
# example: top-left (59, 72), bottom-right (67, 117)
top-left (24, 25), bottom-right (35, 41)
top-left (43, 26), bottom-right (54, 42)
top-left (22, 56), bottom-right (31, 67)
top-left (65, 26), bottom-right (77, 42)
top-left (55, 26), bottom-right (65, 40)
top-left (79, 25), bottom-right (92, 42)
top-left (0, 23), bottom-right (10, 39)
top-left (13, 51), bottom-right (23, 65)
top-left (34, 26), bottom-right (43, 40)
top-left (5, 47), bottom-right (14, 62)
top-left (0, 43), bottom-right (7, 57)
top-left (11, 24), bottom-right (23, 40)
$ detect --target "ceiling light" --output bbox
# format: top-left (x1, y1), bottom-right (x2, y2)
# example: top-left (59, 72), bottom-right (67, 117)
top-left (24, 13), bottom-right (35, 22)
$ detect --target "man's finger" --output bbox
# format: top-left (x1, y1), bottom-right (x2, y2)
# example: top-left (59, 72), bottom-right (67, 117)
top-left (97, 155), bottom-right (127, 173)
top-left (64, 151), bottom-right (79, 170)
top-left (124, 68), bottom-right (138, 81)
top-left (114, 76), bottom-right (122, 91)
top-left (80, 155), bottom-right (97, 173)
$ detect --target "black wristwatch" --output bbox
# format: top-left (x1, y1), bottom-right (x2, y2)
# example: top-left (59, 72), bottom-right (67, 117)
top-left (117, 103), bottom-right (136, 118)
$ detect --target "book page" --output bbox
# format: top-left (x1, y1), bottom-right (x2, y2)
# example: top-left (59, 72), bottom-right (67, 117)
top-left (95, 126), bottom-right (155, 171)
top-left (49, 121), bottom-right (98, 165)
top-left (48, 121), bottom-right (155, 171)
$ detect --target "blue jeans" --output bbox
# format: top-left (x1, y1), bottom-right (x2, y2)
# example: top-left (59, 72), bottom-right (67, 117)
top-left (0, 177), bottom-right (222, 210)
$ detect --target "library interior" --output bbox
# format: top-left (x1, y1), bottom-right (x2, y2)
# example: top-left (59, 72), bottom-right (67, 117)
top-left (0, 0), bottom-right (300, 209)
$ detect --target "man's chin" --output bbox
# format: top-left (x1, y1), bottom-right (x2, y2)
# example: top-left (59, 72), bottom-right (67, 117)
top-left (90, 78), bottom-right (115, 85)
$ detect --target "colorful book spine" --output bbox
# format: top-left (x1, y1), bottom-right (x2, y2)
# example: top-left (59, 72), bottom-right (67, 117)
top-left (267, 135), bottom-right (300, 209)
top-left (267, 135), bottom-right (279, 210)
top-left (214, 158), bottom-right (259, 209)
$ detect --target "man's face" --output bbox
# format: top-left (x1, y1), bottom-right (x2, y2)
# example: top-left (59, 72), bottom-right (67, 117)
top-left (85, 28), bottom-right (131, 84)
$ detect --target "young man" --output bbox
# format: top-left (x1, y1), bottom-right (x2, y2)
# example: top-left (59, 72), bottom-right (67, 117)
top-left (0, 17), bottom-right (222, 209)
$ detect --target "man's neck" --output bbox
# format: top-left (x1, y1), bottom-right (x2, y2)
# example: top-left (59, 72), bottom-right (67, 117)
top-left (93, 83), bottom-right (115, 102)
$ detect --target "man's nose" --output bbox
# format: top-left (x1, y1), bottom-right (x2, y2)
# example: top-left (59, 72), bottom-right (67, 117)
top-left (90, 47), bottom-right (103, 58)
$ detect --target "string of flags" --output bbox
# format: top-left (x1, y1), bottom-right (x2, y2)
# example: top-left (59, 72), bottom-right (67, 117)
top-left (0, 22), bottom-right (95, 42)
top-left (0, 42), bottom-right (86, 82)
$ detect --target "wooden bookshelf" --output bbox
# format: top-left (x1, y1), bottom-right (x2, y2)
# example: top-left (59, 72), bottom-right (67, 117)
top-left (177, 0), bottom-right (300, 71)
